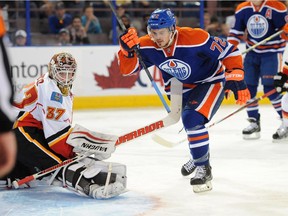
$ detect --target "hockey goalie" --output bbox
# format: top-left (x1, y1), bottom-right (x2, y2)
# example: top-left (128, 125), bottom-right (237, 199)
top-left (0, 52), bottom-right (126, 199)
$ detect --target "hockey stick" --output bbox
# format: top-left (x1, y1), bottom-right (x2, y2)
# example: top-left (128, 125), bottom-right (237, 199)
top-left (12, 78), bottom-right (182, 188)
top-left (12, 153), bottom-right (91, 188)
top-left (242, 30), bottom-right (283, 55)
top-left (107, 1), bottom-right (171, 113)
top-left (152, 88), bottom-right (277, 147)
top-left (116, 77), bottom-right (182, 146)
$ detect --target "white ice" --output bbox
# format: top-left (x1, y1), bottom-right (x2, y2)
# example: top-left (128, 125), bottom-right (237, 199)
top-left (1, 105), bottom-right (288, 216)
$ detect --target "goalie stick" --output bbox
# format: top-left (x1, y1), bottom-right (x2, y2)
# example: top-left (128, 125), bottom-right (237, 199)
top-left (152, 88), bottom-right (278, 148)
top-left (12, 78), bottom-right (182, 188)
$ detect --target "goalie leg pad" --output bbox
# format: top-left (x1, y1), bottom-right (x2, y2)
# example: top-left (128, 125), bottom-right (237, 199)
top-left (59, 157), bottom-right (127, 199)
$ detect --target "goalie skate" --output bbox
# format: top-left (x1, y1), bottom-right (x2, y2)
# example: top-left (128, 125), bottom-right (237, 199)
top-left (242, 116), bottom-right (261, 140)
top-left (190, 165), bottom-right (212, 193)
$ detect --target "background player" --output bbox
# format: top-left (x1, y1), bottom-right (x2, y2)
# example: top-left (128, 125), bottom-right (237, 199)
top-left (117, 8), bottom-right (250, 192)
top-left (228, 0), bottom-right (288, 140)
top-left (273, 60), bottom-right (288, 141)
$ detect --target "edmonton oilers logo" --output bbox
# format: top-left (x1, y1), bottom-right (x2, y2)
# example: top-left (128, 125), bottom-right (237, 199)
top-left (159, 59), bottom-right (191, 80)
top-left (247, 14), bottom-right (268, 38)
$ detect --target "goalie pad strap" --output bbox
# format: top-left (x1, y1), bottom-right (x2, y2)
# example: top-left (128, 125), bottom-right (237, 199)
top-left (72, 165), bottom-right (86, 188)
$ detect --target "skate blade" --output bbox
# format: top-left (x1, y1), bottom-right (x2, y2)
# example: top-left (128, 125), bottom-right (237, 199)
top-left (192, 181), bottom-right (212, 193)
top-left (243, 132), bottom-right (260, 140)
top-left (272, 136), bottom-right (288, 143)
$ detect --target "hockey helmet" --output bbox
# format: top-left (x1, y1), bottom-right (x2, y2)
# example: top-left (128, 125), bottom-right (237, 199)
top-left (147, 8), bottom-right (176, 31)
top-left (48, 52), bottom-right (77, 96)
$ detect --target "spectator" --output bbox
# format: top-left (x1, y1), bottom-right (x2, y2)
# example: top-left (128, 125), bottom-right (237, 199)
top-left (109, 14), bottom-right (132, 41)
top-left (204, 13), bottom-right (227, 38)
top-left (81, 5), bottom-right (102, 34)
top-left (14, 30), bottom-right (27, 46)
top-left (68, 16), bottom-right (90, 45)
top-left (116, 5), bottom-right (126, 17)
top-left (39, 1), bottom-right (54, 19)
top-left (138, 13), bottom-right (150, 37)
top-left (48, 1), bottom-right (72, 34)
top-left (57, 28), bottom-right (72, 46)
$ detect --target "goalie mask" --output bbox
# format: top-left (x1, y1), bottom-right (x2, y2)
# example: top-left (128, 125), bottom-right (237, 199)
top-left (48, 52), bottom-right (77, 96)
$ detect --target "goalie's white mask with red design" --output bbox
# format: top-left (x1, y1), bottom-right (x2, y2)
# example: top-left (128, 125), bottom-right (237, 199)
top-left (48, 52), bottom-right (77, 96)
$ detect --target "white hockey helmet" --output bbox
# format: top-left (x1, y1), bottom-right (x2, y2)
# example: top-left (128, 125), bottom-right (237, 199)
top-left (48, 52), bottom-right (77, 96)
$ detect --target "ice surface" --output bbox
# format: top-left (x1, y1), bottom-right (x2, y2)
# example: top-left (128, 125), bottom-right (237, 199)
top-left (1, 106), bottom-right (288, 216)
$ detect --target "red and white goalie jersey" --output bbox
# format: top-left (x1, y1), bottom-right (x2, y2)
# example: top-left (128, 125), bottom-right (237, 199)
top-left (13, 73), bottom-right (75, 159)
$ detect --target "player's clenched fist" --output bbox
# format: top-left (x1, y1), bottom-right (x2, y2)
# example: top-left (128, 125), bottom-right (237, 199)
top-left (224, 69), bottom-right (251, 105)
top-left (119, 27), bottom-right (140, 58)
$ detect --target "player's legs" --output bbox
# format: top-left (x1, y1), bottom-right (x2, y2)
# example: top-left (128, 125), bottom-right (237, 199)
top-left (273, 93), bottom-right (288, 142)
top-left (181, 82), bottom-right (224, 192)
top-left (243, 53), bottom-right (261, 139)
top-left (1, 127), bottom-right (65, 187)
top-left (261, 53), bottom-right (285, 140)
top-left (261, 53), bottom-right (283, 118)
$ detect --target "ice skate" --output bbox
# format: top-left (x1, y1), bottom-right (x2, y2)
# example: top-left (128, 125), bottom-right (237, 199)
top-left (190, 165), bottom-right (212, 193)
top-left (242, 116), bottom-right (261, 140)
top-left (181, 159), bottom-right (196, 176)
top-left (272, 123), bottom-right (288, 143)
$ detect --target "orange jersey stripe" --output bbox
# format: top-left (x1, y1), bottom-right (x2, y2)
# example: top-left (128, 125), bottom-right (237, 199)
top-left (188, 134), bottom-right (209, 142)
top-left (49, 128), bottom-right (74, 159)
top-left (196, 83), bottom-right (223, 119)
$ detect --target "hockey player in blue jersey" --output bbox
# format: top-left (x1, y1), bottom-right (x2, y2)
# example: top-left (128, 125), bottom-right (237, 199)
top-left (228, 0), bottom-right (288, 141)
top-left (118, 8), bottom-right (251, 192)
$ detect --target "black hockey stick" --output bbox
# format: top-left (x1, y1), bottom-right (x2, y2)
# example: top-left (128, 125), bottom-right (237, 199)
top-left (107, 1), bottom-right (171, 113)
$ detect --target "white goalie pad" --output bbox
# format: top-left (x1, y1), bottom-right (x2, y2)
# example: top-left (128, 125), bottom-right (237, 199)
top-left (67, 124), bottom-right (118, 160)
top-left (61, 157), bottom-right (127, 199)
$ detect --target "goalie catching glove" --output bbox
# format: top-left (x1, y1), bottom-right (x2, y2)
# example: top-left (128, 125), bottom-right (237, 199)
top-left (67, 124), bottom-right (117, 160)
top-left (224, 69), bottom-right (251, 105)
top-left (119, 27), bottom-right (140, 58)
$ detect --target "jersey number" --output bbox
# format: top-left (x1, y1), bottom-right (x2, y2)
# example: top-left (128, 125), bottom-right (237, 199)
top-left (210, 37), bottom-right (227, 53)
top-left (46, 106), bottom-right (65, 120)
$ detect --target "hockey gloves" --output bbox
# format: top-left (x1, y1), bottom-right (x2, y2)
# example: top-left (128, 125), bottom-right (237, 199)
top-left (281, 23), bottom-right (288, 40)
top-left (274, 72), bottom-right (288, 93)
top-left (119, 27), bottom-right (140, 58)
top-left (224, 69), bottom-right (251, 105)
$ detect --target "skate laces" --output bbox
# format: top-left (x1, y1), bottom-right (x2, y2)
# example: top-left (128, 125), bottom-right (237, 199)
top-left (194, 166), bottom-right (206, 178)
top-left (244, 118), bottom-right (259, 131)
top-left (183, 159), bottom-right (195, 172)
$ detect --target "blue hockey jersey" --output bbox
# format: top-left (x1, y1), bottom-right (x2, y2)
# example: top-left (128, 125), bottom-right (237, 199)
top-left (118, 27), bottom-right (243, 96)
top-left (228, 0), bottom-right (287, 54)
